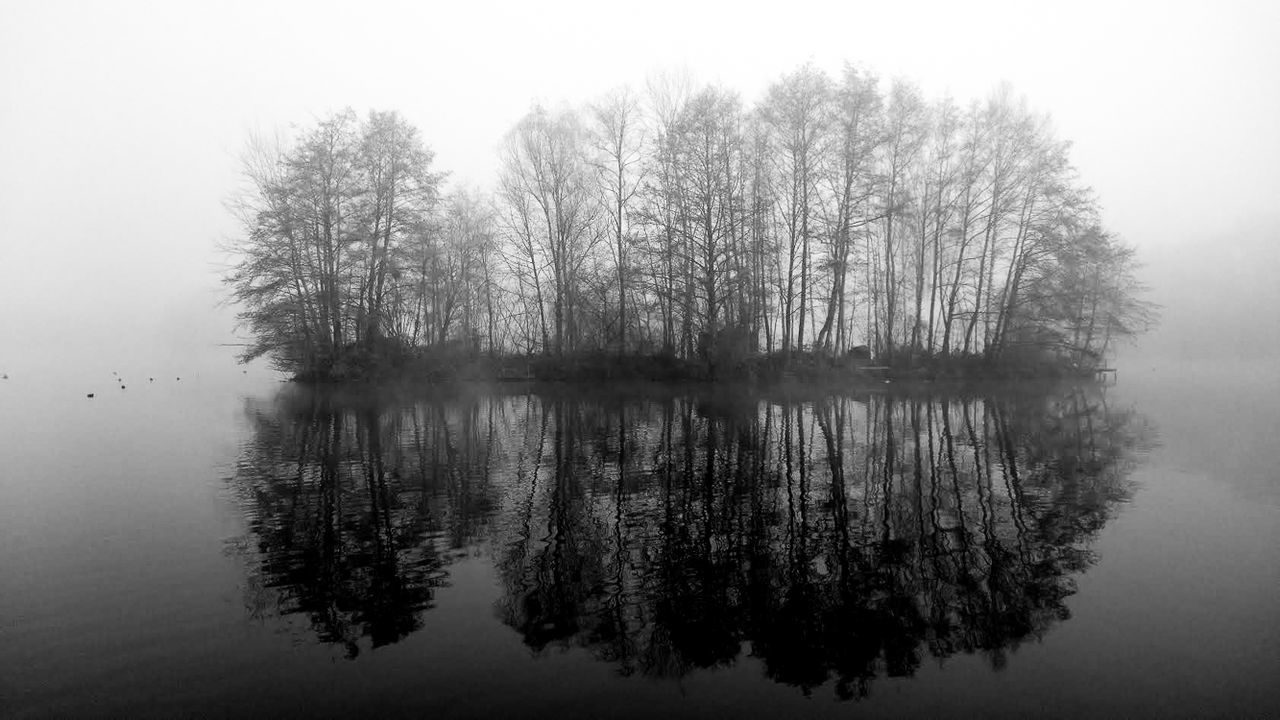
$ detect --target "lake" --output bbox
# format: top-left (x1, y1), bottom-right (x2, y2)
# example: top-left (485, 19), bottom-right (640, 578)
top-left (2, 354), bottom-right (1277, 718)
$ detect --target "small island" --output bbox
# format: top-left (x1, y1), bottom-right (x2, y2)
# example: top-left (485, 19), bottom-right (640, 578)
top-left (225, 65), bottom-right (1153, 384)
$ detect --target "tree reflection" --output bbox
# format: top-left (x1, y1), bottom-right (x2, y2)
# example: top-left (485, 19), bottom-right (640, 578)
top-left (227, 383), bottom-right (1149, 695)
top-left (226, 389), bottom-right (502, 657)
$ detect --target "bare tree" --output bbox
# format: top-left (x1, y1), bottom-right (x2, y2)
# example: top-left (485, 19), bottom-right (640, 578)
top-left (355, 111), bottom-right (443, 351)
top-left (760, 64), bottom-right (831, 353)
top-left (875, 80), bottom-right (926, 359)
top-left (589, 87), bottom-right (645, 352)
top-left (815, 65), bottom-right (882, 353)
top-left (498, 106), bottom-right (603, 355)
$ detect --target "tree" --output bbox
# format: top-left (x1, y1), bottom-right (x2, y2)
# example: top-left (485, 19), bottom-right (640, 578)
top-left (498, 106), bottom-right (603, 355)
top-left (814, 65), bottom-right (882, 353)
top-left (226, 109), bottom-right (445, 377)
top-left (588, 87), bottom-right (645, 352)
top-left (674, 86), bottom-right (746, 359)
top-left (354, 111), bottom-right (443, 351)
top-left (227, 110), bottom-right (361, 374)
top-left (1014, 226), bottom-right (1155, 364)
top-left (760, 64), bottom-right (831, 353)
top-left (874, 80), bottom-right (926, 359)
top-left (638, 70), bottom-right (693, 355)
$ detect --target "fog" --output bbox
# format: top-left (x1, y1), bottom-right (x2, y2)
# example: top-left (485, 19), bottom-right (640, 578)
top-left (2, 0), bottom-right (1277, 377)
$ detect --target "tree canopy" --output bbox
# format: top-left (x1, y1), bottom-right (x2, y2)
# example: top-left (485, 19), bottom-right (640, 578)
top-left (225, 65), bottom-right (1154, 379)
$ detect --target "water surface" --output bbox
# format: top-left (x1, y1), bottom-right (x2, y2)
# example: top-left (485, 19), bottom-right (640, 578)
top-left (1, 357), bottom-right (1276, 718)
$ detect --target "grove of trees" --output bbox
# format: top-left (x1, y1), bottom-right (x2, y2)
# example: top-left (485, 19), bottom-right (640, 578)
top-left (225, 64), bottom-right (1153, 379)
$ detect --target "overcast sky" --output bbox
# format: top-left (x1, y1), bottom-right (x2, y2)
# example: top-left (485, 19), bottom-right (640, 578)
top-left (2, 0), bottom-right (1277, 373)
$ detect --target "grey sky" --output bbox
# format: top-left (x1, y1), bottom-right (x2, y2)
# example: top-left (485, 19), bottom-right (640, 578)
top-left (2, 0), bottom-right (1277, 372)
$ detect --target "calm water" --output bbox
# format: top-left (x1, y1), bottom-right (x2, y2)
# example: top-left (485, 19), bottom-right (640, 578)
top-left (1, 356), bottom-right (1277, 718)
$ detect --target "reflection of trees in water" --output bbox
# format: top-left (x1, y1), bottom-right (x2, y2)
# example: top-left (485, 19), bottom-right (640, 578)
top-left (227, 390), bottom-right (507, 657)
top-left (227, 384), bottom-right (1148, 695)
top-left (492, 387), bottom-right (1149, 698)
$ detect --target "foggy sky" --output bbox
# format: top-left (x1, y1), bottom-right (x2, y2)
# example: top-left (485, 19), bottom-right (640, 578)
top-left (2, 0), bottom-right (1277, 375)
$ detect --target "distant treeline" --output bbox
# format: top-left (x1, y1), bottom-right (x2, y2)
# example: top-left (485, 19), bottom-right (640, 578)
top-left (225, 64), bottom-right (1154, 381)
